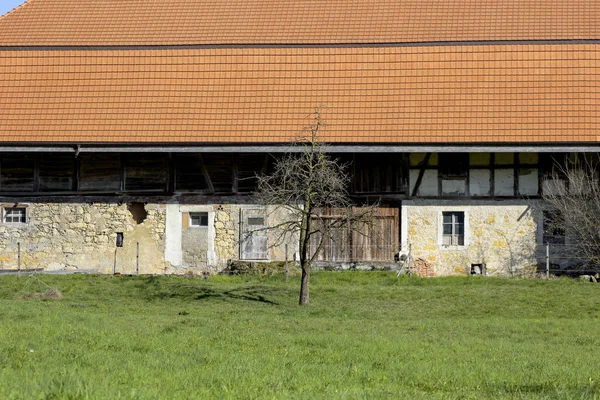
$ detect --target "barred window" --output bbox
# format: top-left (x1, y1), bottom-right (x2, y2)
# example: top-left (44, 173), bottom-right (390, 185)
top-left (4, 207), bottom-right (27, 224)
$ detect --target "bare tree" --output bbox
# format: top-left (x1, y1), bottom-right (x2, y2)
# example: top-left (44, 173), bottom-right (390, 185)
top-left (255, 110), bottom-right (377, 305)
top-left (541, 155), bottom-right (600, 270)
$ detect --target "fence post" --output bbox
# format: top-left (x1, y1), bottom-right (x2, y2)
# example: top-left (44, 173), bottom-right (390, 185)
top-left (113, 248), bottom-right (117, 275)
top-left (136, 242), bottom-right (140, 275)
top-left (545, 242), bottom-right (550, 278)
top-left (284, 244), bottom-right (289, 281)
top-left (17, 241), bottom-right (21, 273)
top-left (408, 243), bottom-right (413, 276)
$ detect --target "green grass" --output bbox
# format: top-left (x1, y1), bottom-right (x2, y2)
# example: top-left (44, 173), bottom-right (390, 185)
top-left (0, 272), bottom-right (599, 399)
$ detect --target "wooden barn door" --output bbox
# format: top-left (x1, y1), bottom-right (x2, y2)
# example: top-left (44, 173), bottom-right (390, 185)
top-left (240, 209), bottom-right (269, 260)
top-left (309, 207), bottom-right (399, 262)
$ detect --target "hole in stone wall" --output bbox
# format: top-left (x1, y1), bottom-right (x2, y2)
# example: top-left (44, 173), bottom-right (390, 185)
top-left (128, 202), bottom-right (148, 224)
top-left (470, 263), bottom-right (487, 276)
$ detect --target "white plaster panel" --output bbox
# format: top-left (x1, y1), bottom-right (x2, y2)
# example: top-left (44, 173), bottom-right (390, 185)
top-left (441, 179), bottom-right (466, 196)
top-left (165, 204), bottom-right (182, 266)
top-left (179, 205), bottom-right (217, 267)
top-left (518, 168), bottom-right (539, 196)
top-left (469, 169), bottom-right (491, 196)
top-left (410, 169), bottom-right (438, 196)
top-left (494, 168), bottom-right (514, 196)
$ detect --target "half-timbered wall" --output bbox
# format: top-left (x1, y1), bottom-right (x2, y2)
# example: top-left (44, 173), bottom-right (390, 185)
top-left (0, 151), bottom-right (566, 198)
top-left (409, 152), bottom-right (542, 198)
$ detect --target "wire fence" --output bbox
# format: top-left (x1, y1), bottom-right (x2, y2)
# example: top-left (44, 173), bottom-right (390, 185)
top-left (534, 243), bottom-right (600, 276)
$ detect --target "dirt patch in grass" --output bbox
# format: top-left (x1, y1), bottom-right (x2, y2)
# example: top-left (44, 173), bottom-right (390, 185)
top-left (18, 289), bottom-right (63, 300)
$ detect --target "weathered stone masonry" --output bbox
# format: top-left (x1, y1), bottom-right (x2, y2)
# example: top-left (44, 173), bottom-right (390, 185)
top-left (0, 201), bottom-right (167, 274)
top-left (403, 200), bottom-right (540, 276)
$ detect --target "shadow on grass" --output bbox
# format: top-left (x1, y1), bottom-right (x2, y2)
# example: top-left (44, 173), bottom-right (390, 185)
top-left (139, 277), bottom-right (281, 305)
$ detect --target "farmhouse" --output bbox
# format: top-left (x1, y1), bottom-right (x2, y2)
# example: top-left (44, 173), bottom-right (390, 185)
top-left (0, 0), bottom-right (598, 275)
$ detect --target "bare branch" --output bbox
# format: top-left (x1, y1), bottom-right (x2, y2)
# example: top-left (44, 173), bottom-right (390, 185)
top-left (253, 108), bottom-right (380, 305)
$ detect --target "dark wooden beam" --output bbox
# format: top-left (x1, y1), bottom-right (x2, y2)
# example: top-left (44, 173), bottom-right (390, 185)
top-left (232, 153), bottom-right (239, 193)
top-left (198, 153), bottom-right (215, 193)
top-left (411, 152), bottom-right (431, 197)
top-left (167, 152), bottom-right (175, 194)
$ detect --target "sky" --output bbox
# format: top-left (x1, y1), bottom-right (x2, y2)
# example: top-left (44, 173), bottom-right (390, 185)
top-left (0, 0), bottom-right (28, 17)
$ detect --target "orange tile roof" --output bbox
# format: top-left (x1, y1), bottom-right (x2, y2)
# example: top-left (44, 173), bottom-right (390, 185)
top-left (0, 44), bottom-right (598, 144)
top-left (0, 0), bottom-right (599, 46)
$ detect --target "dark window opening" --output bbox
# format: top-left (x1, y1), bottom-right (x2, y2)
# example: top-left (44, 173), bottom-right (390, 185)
top-left (39, 153), bottom-right (75, 192)
top-left (79, 153), bottom-right (121, 192)
top-left (1, 154), bottom-right (34, 192)
top-left (237, 153), bottom-right (266, 192)
top-left (543, 210), bottom-right (565, 244)
top-left (202, 154), bottom-right (234, 192)
top-left (351, 153), bottom-right (407, 194)
top-left (439, 153), bottom-right (468, 178)
top-left (174, 154), bottom-right (210, 192)
top-left (124, 154), bottom-right (168, 192)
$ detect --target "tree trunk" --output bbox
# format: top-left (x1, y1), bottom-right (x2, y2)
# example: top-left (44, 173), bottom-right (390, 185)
top-left (299, 265), bottom-right (310, 305)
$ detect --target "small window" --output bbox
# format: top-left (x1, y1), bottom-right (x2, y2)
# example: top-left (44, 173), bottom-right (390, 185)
top-left (4, 207), bottom-right (27, 224)
top-left (189, 212), bottom-right (209, 227)
top-left (543, 211), bottom-right (565, 244)
top-left (247, 217), bottom-right (265, 226)
top-left (442, 212), bottom-right (464, 246)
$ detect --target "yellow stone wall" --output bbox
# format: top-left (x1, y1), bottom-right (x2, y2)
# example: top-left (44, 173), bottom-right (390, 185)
top-left (0, 202), bottom-right (168, 274)
top-left (404, 200), bottom-right (540, 275)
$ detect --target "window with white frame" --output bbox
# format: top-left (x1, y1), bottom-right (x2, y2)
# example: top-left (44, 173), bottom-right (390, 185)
top-left (189, 212), bottom-right (208, 227)
top-left (442, 211), bottom-right (464, 246)
top-left (3, 207), bottom-right (27, 224)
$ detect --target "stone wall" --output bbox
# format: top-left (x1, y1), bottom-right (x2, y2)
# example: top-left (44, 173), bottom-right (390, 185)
top-left (0, 198), bottom-right (544, 277)
top-left (214, 205), bottom-right (238, 262)
top-left (0, 201), bottom-right (168, 274)
top-left (403, 200), bottom-right (540, 275)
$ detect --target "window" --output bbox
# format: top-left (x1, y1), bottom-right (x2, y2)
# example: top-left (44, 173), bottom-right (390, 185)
top-left (4, 207), bottom-right (26, 224)
top-left (442, 212), bottom-right (464, 246)
top-left (439, 153), bottom-right (468, 196)
top-left (543, 210), bottom-right (565, 244)
top-left (189, 212), bottom-right (209, 227)
top-left (247, 217), bottom-right (265, 226)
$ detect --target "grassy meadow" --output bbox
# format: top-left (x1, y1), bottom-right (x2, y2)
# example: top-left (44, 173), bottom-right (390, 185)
top-left (0, 272), bottom-right (599, 399)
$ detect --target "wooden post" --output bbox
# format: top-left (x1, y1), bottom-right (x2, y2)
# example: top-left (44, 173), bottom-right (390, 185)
top-left (136, 242), bottom-right (140, 275)
top-left (113, 248), bottom-right (117, 275)
top-left (546, 242), bottom-right (550, 278)
top-left (17, 241), bottom-right (21, 273)
top-left (285, 244), bottom-right (289, 281)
